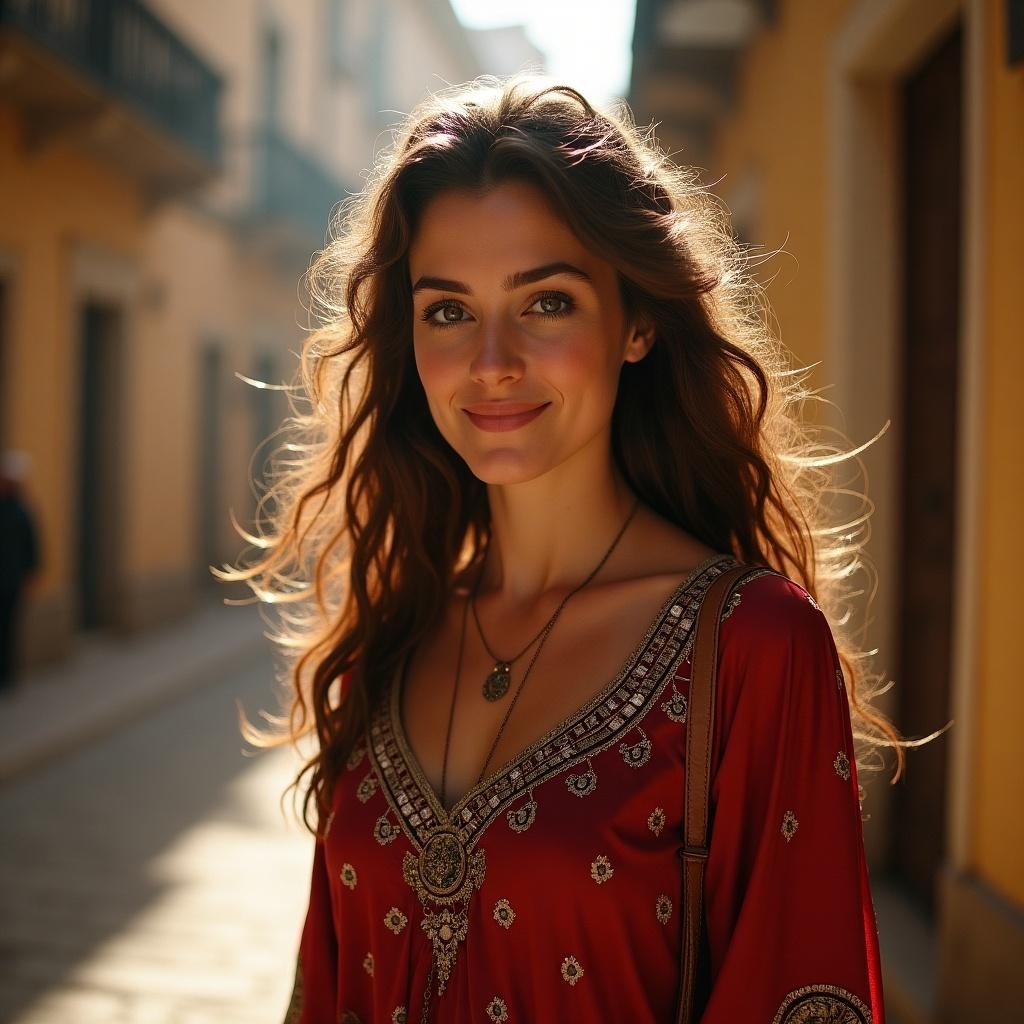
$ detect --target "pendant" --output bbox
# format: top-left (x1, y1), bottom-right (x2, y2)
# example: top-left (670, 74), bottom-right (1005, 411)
top-left (482, 661), bottom-right (512, 701)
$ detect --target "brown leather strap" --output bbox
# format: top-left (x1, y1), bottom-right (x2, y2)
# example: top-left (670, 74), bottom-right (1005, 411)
top-left (675, 562), bottom-right (761, 1024)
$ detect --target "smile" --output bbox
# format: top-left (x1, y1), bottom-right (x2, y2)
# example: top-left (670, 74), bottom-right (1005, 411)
top-left (463, 403), bottom-right (551, 432)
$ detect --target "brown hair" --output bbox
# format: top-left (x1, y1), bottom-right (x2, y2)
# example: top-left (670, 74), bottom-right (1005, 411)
top-left (218, 72), bottom-right (907, 838)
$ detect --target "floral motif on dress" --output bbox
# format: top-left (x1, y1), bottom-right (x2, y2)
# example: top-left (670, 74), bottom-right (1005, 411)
top-left (619, 726), bottom-right (652, 768)
top-left (647, 806), bottom-right (666, 836)
top-left (566, 768), bottom-right (597, 797)
top-left (771, 983), bottom-right (872, 1023)
top-left (655, 893), bottom-right (673, 923)
top-left (356, 771), bottom-right (379, 803)
top-left (507, 796), bottom-right (537, 832)
top-left (834, 750), bottom-right (851, 781)
top-left (384, 906), bottom-right (408, 934)
top-left (486, 996), bottom-right (509, 1021)
top-left (340, 862), bottom-right (358, 888)
top-left (660, 682), bottom-right (688, 723)
top-left (390, 1007), bottom-right (407, 1024)
top-left (493, 898), bottom-right (516, 929)
top-left (374, 813), bottom-right (399, 845)
top-left (781, 810), bottom-right (799, 842)
top-left (590, 854), bottom-right (614, 884)
top-left (561, 954), bottom-right (584, 986)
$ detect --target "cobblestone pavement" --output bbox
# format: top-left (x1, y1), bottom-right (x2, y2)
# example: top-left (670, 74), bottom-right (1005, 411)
top-left (0, 650), bottom-right (317, 1024)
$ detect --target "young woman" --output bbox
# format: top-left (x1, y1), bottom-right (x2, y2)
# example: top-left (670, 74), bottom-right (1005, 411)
top-left (225, 74), bottom-right (903, 1024)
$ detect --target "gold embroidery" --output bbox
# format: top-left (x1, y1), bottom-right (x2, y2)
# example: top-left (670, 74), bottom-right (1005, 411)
top-left (660, 681), bottom-right (688, 723)
top-left (340, 862), bottom-right (358, 889)
top-left (356, 771), bottom-right (379, 803)
top-left (384, 906), bottom-right (408, 934)
top-left (346, 743), bottom-right (366, 771)
top-left (374, 813), bottom-right (399, 845)
top-left (590, 854), bottom-right (614, 884)
top-left (566, 767), bottom-right (597, 797)
top-left (391, 1008), bottom-right (407, 1024)
top-left (781, 810), bottom-right (799, 842)
top-left (486, 996), bottom-right (509, 1021)
top-left (619, 726), bottom-right (652, 768)
top-left (561, 954), bottom-right (584, 986)
top-left (772, 983), bottom-right (872, 1023)
top-left (834, 750), bottom-right (851, 781)
top-left (283, 952), bottom-right (303, 1023)
top-left (507, 794), bottom-right (537, 832)
top-left (655, 893), bottom-right (673, 923)
top-left (648, 806), bottom-right (666, 836)
top-left (493, 898), bottom-right (516, 928)
top-left (401, 840), bottom-right (486, 995)
top-left (362, 951), bottom-right (374, 976)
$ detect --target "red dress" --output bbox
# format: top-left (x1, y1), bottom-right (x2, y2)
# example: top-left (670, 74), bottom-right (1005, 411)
top-left (283, 554), bottom-right (885, 1023)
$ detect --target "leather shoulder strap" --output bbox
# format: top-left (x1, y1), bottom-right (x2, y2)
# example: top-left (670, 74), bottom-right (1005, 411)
top-left (675, 562), bottom-right (763, 1024)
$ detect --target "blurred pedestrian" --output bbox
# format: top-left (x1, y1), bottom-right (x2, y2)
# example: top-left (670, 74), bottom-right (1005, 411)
top-left (0, 449), bottom-right (41, 694)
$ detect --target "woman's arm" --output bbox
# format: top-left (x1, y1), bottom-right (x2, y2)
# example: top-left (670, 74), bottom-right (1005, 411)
top-left (697, 573), bottom-right (884, 1023)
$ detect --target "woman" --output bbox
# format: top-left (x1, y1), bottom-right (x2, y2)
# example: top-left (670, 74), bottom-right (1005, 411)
top-left (224, 74), bottom-right (903, 1023)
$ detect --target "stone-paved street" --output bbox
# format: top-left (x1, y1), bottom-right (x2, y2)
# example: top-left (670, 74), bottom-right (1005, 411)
top-left (0, 650), bottom-right (317, 1024)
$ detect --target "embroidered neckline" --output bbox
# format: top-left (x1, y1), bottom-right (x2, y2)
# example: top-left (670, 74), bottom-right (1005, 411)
top-left (368, 553), bottom-right (737, 851)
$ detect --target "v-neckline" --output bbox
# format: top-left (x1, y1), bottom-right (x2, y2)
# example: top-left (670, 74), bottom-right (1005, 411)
top-left (386, 552), bottom-right (733, 824)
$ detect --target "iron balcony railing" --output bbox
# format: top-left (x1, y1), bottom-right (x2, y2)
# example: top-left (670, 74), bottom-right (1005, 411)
top-left (0, 0), bottom-right (222, 166)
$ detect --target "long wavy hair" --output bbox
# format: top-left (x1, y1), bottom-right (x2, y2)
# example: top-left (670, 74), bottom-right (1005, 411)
top-left (218, 72), bottom-right (908, 839)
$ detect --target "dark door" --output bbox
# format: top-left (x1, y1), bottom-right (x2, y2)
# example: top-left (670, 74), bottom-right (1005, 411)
top-left (77, 302), bottom-right (124, 630)
top-left (891, 22), bottom-right (963, 917)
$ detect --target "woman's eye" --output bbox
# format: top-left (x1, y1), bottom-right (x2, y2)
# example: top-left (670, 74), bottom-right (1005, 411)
top-left (422, 301), bottom-right (470, 326)
top-left (529, 292), bottom-right (574, 317)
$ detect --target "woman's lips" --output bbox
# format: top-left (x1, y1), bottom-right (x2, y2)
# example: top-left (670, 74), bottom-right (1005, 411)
top-left (463, 402), bottom-right (551, 432)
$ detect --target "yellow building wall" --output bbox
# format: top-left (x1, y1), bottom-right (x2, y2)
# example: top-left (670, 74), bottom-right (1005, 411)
top-left (972, 0), bottom-right (1024, 907)
top-left (709, 0), bottom-right (855, 380)
top-left (0, 102), bottom-right (142, 598)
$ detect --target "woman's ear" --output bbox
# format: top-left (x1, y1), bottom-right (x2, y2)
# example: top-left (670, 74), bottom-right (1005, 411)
top-left (623, 316), bottom-right (656, 364)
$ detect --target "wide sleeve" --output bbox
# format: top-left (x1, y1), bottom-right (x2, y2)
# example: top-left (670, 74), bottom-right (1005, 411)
top-left (697, 572), bottom-right (885, 1023)
top-left (283, 835), bottom-right (338, 1023)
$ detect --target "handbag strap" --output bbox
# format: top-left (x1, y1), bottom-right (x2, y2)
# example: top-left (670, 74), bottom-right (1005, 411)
top-left (675, 562), bottom-right (761, 1024)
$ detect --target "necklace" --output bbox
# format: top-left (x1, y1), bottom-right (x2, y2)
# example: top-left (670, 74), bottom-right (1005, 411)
top-left (440, 495), bottom-right (641, 809)
top-left (471, 496), bottom-right (642, 701)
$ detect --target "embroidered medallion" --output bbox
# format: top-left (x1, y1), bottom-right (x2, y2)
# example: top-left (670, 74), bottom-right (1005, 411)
top-left (401, 838), bottom-right (486, 994)
top-left (507, 795), bottom-right (537, 832)
top-left (781, 810), bottom-right (799, 842)
top-left (486, 995), bottom-right (509, 1021)
top-left (493, 897), bottom-right (516, 928)
top-left (655, 893), bottom-right (673, 923)
top-left (561, 954), bottom-right (584, 986)
top-left (374, 813), bottom-right (399, 845)
top-left (661, 682), bottom-right (688, 723)
top-left (834, 750), bottom-right (851, 781)
top-left (648, 806), bottom-right (666, 836)
top-left (590, 854), bottom-right (614, 884)
top-left (566, 768), bottom-right (598, 797)
top-left (283, 952), bottom-right (303, 1023)
top-left (384, 906), bottom-right (408, 934)
top-left (356, 771), bottom-right (379, 803)
top-left (340, 862), bottom-right (358, 888)
top-left (771, 983), bottom-right (872, 1023)
top-left (619, 727), bottom-right (652, 768)
top-left (391, 1007), bottom-right (407, 1024)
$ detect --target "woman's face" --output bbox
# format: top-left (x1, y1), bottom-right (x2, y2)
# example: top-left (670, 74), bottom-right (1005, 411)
top-left (408, 178), bottom-right (653, 486)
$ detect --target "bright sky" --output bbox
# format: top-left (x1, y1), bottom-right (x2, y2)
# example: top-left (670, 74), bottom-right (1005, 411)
top-left (449, 0), bottom-right (638, 108)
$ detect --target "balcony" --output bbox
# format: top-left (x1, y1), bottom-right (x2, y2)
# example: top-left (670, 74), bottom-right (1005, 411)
top-left (0, 0), bottom-right (222, 198)
top-left (232, 125), bottom-right (345, 266)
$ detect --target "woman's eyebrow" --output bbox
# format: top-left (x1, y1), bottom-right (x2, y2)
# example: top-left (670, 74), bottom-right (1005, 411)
top-left (411, 261), bottom-right (593, 296)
